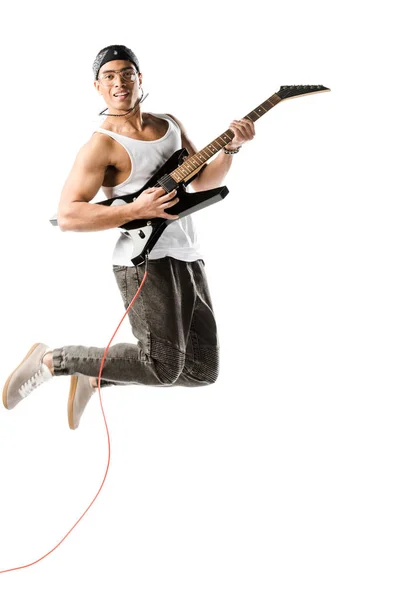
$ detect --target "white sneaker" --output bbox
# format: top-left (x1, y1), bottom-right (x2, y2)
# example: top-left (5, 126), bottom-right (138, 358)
top-left (68, 375), bottom-right (96, 430)
top-left (3, 343), bottom-right (53, 410)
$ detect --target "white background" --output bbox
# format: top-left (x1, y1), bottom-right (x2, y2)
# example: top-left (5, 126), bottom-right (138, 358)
top-left (0, 0), bottom-right (399, 598)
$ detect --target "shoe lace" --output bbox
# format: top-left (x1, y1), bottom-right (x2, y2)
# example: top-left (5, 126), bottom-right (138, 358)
top-left (19, 365), bottom-right (50, 399)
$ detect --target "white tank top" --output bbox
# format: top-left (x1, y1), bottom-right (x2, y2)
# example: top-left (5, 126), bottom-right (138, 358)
top-left (95, 113), bottom-right (203, 266)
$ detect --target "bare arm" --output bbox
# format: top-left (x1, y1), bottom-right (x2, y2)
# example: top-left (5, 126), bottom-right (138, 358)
top-left (166, 114), bottom-right (255, 192)
top-left (58, 134), bottom-right (179, 232)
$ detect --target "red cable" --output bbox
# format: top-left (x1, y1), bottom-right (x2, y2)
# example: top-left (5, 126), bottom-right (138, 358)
top-left (0, 266), bottom-right (148, 575)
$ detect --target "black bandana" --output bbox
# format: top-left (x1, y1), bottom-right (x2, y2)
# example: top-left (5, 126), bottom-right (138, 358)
top-left (93, 45), bottom-right (140, 80)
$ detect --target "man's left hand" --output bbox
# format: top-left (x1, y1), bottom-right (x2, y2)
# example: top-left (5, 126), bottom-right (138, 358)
top-left (225, 117), bottom-right (255, 151)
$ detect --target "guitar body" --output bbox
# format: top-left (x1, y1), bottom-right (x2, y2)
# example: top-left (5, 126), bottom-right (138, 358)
top-left (117, 184), bottom-right (229, 266)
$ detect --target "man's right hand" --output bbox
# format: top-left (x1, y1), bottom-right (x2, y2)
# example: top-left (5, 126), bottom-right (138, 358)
top-left (131, 187), bottom-right (180, 220)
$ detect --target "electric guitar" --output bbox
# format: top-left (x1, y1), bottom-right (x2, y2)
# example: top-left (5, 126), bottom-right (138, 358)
top-left (50, 84), bottom-right (330, 265)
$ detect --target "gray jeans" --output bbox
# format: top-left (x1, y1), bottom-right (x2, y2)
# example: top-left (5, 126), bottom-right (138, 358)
top-left (52, 258), bottom-right (219, 387)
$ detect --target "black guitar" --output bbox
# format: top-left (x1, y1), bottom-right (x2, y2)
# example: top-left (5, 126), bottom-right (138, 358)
top-left (50, 85), bottom-right (330, 265)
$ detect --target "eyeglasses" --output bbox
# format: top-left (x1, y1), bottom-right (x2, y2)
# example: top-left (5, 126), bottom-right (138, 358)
top-left (98, 68), bottom-right (137, 87)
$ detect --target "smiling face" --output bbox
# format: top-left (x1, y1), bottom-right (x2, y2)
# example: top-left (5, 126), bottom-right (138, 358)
top-left (94, 59), bottom-right (143, 112)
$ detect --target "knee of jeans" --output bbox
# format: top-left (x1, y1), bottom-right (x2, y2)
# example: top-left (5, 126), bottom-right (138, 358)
top-left (192, 347), bottom-right (219, 385)
top-left (201, 366), bottom-right (219, 385)
top-left (151, 339), bottom-right (186, 385)
top-left (206, 369), bottom-right (219, 385)
top-left (153, 358), bottom-right (185, 385)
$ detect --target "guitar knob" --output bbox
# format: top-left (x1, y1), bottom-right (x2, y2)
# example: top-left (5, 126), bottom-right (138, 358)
top-left (138, 230), bottom-right (145, 239)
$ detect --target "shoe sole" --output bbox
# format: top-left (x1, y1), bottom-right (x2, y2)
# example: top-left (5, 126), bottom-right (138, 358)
top-left (67, 375), bottom-right (79, 430)
top-left (2, 343), bottom-right (42, 410)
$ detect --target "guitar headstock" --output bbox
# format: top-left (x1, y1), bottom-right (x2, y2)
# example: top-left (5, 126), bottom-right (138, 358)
top-left (277, 85), bottom-right (330, 100)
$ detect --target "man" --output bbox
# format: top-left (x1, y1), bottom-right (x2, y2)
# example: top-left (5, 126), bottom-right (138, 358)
top-left (3, 45), bottom-right (255, 429)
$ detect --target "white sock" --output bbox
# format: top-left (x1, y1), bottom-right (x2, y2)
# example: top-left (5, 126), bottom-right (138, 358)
top-left (41, 349), bottom-right (54, 376)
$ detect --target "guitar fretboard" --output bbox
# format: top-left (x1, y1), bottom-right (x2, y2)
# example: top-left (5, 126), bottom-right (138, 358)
top-left (170, 93), bottom-right (282, 183)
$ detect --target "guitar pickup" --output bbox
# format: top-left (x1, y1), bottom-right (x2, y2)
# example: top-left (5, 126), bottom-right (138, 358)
top-left (157, 174), bottom-right (178, 192)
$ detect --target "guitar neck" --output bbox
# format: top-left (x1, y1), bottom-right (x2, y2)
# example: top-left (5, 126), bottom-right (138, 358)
top-left (170, 93), bottom-right (282, 184)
